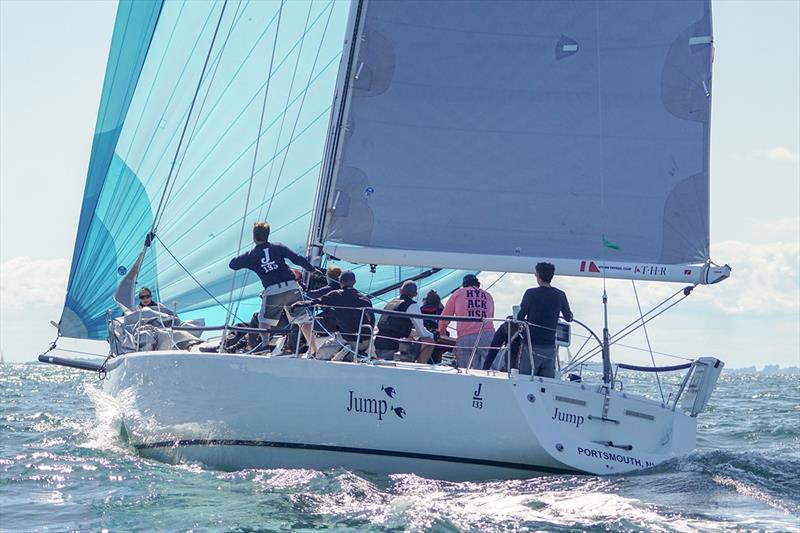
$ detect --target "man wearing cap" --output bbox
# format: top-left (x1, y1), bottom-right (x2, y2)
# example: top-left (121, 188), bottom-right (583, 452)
top-left (374, 281), bottom-right (436, 364)
top-left (438, 274), bottom-right (495, 369)
top-left (303, 270), bottom-right (373, 361)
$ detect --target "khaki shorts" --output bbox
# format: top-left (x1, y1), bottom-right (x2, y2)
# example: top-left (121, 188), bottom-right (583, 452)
top-left (258, 282), bottom-right (310, 326)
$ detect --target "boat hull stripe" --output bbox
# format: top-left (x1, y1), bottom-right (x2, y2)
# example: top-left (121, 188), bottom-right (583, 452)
top-left (134, 439), bottom-right (578, 475)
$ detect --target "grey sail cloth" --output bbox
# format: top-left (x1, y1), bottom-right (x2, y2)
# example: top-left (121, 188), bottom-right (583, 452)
top-left (324, 0), bottom-right (712, 267)
top-left (110, 308), bottom-right (205, 354)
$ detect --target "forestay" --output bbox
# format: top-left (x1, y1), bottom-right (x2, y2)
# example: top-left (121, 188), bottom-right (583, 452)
top-left (322, 0), bottom-right (723, 284)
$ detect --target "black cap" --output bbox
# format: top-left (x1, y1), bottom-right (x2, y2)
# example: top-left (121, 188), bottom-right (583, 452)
top-left (340, 270), bottom-right (356, 286)
top-left (462, 273), bottom-right (479, 287)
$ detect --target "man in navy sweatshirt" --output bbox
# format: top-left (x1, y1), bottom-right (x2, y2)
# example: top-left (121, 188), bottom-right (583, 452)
top-left (516, 262), bottom-right (573, 377)
top-left (229, 221), bottom-right (320, 352)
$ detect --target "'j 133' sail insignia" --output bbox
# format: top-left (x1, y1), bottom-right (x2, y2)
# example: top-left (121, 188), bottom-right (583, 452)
top-left (60, 0), bottom-right (467, 339)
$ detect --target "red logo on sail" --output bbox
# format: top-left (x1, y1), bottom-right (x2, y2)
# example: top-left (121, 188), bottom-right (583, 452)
top-left (579, 261), bottom-right (600, 273)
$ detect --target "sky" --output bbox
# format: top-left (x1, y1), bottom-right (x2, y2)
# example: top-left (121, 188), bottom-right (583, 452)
top-left (0, 0), bottom-right (798, 368)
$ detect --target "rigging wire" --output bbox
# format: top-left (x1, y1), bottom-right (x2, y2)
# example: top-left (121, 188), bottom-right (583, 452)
top-left (485, 272), bottom-right (507, 292)
top-left (563, 287), bottom-right (695, 372)
top-left (223, 0), bottom-right (286, 333)
top-left (153, 234), bottom-right (245, 323)
top-left (150, 0), bottom-right (230, 235)
top-left (257, 0), bottom-right (316, 221)
top-left (230, 0), bottom-right (339, 323)
top-left (567, 284), bottom-right (688, 365)
top-left (608, 286), bottom-right (689, 346)
top-left (100, 1), bottom-right (240, 318)
top-left (159, 0), bottom-right (245, 225)
top-left (231, 0), bottom-right (316, 321)
top-left (264, 0), bottom-right (336, 220)
top-left (112, 0), bottom-right (274, 246)
top-left (631, 280), bottom-right (665, 403)
top-left (154, 2), bottom-right (337, 232)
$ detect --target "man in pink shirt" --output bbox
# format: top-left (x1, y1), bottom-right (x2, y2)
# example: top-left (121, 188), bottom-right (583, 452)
top-left (438, 274), bottom-right (495, 369)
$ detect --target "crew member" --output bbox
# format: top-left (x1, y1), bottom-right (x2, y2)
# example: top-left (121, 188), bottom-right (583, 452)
top-left (374, 281), bottom-right (435, 364)
top-left (516, 262), bottom-right (573, 377)
top-left (136, 287), bottom-right (175, 315)
top-left (228, 221), bottom-right (321, 350)
top-left (299, 270), bottom-right (373, 361)
top-left (438, 274), bottom-right (495, 369)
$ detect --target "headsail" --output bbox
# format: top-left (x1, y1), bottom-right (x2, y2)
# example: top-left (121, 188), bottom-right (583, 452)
top-left (321, 0), bottom-right (726, 284)
top-left (60, 0), bottom-right (467, 340)
top-left (60, 0), bottom-right (353, 338)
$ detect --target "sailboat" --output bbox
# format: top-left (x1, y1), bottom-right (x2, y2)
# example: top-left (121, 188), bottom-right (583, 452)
top-left (41, 0), bottom-right (731, 479)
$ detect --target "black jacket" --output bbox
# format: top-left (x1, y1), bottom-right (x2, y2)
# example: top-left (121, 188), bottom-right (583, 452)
top-left (317, 288), bottom-right (373, 341)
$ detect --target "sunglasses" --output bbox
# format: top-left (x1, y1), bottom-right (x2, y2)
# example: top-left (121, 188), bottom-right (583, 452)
top-left (139, 294), bottom-right (152, 299)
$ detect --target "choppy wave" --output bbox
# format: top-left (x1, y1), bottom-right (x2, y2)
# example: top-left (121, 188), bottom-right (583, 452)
top-left (1, 363), bottom-right (798, 532)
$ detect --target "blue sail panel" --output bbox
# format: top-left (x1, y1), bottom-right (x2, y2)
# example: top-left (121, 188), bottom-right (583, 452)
top-left (61, 0), bottom-right (163, 338)
top-left (60, 0), bottom-right (353, 338)
top-left (62, 0), bottom-right (466, 339)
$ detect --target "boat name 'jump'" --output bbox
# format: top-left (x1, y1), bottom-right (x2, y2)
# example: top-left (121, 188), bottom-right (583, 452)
top-left (552, 407), bottom-right (584, 428)
top-left (346, 387), bottom-right (405, 420)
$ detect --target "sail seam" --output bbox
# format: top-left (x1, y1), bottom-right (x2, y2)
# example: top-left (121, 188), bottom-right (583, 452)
top-left (224, 0), bottom-right (286, 332)
top-left (153, 1), bottom-right (337, 222)
top-left (64, 1), bottom-right (165, 319)
top-left (110, 46), bottom-right (339, 258)
top-left (151, 0), bottom-right (230, 234)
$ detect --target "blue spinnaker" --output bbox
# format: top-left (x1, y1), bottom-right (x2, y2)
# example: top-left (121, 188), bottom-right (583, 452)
top-left (61, 0), bottom-right (465, 339)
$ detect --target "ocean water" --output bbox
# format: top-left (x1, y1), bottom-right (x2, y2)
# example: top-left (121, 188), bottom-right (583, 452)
top-left (1, 363), bottom-right (798, 532)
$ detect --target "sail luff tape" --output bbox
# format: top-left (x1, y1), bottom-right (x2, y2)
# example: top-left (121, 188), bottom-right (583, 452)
top-left (688, 36), bottom-right (712, 45)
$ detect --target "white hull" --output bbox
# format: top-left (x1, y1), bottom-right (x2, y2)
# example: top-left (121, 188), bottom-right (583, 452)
top-left (102, 352), bottom-right (697, 480)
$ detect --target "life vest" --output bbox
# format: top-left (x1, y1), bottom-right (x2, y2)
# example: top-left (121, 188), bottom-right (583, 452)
top-left (375, 295), bottom-right (415, 349)
top-left (420, 303), bottom-right (443, 333)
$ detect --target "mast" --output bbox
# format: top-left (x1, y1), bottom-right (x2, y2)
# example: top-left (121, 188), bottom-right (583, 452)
top-left (306, 0), bottom-right (367, 266)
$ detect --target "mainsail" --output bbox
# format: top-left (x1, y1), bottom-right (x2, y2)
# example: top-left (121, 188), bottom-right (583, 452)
top-left (321, 0), bottom-right (725, 284)
top-left (60, 0), bottom-right (466, 339)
